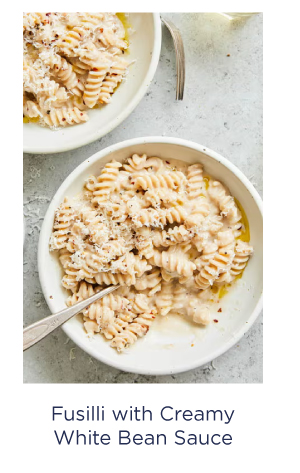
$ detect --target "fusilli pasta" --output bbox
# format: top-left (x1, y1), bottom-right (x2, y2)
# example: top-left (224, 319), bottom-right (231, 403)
top-left (23, 13), bottom-right (131, 128)
top-left (50, 154), bottom-right (253, 352)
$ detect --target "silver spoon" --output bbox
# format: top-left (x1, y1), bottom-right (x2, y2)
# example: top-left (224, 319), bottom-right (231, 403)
top-left (161, 16), bottom-right (185, 100)
top-left (23, 285), bottom-right (119, 351)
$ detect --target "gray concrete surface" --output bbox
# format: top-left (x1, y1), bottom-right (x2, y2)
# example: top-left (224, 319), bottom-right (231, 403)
top-left (23, 13), bottom-right (263, 383)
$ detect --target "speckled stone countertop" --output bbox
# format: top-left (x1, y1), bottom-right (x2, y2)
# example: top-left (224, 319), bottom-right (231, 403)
top-left (23, 13), bottom-right (263, 383)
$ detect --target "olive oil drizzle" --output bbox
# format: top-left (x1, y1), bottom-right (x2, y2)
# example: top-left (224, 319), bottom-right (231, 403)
top-left (235, 198), bottom-right (250, 242)
top-left (116, 13), bottom-right (131, 47)
top-left (23, 116), bottom-right (39, 124)
top-left (211, 200), bottom-right (250, 300)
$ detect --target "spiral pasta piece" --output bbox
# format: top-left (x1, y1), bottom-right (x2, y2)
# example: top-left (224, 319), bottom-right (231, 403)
top-left (77, 41), bottom-right (103, 67)
top-left (61, 267), bottom-right (80, 291)
top-left (47, 56), bottom-right (78, 91)
top-left (230, 240), bottom-right (253, 278)
top-left (43, 107), bottom-right (88, 127)
top-left (23, 12), bottom-right (47, 29)
top-left (23, 64), bottom-right (69, 104)
top-left (69, 58), bottom-right (91, 75)
top-left (149, 249), bottom-right (196, 278)
top-left (101, 311), bottom-right (132, 340)
top-left (23, 99), bottom-right (41, 118)
top-left (159, 206), bottom-right (187, 226)
top-left (187, 302), bottom-right (210, 325)
top-left (187, 163), bottom-right (204, 199)
top-left (131, 294), bottom-right (150, 314)
top-left (98, 58), bottom-right (128, 104)
top-left (135, 237), bottom-right (154, 259)
top-left (85, 295), bottom-right (130, 324)
top-left (160, 268), bottom-right (174, 282)
top-left (185, 198), bottom-right (210, 228)
top-left (78, 13), bottom-right (105, 28)
top-left (78, 206), bottom-right (109, 246)
top-left (173, 284), bottom-right (188, 310)
top-left (134, 269), bottom-right (162, 294)
top-left (50, 198), bottom-right (75, 250)
top-left (57, 26), bottom-right (86, 55)
top-left (83, 62), bottom-right (111, 108)
top-left (123, 154), bottom-right (148, 172)
top-left (155, 282), bottom-right (173, 315)
top-left (92, 160), bottom-right (122, 206)
top-left (153, 225), bottom-right (192, 247)
top-left (133, 172), bottom-right (186, 191)
top-left (110, 310), bottom-right (157, 351)
top-left (195, 231), bottom-right (235, 289)
top-left (66, 281), bottom-right (99, 306)
top-left (208, 181), bottom-right (241, 224)
top-left (195, 242), bottom-right (219, 270)
top-left (132, 208), bottom-right (161, 228)
top-left (94, 272), bottom-right (135, 286)
top-left (132, 256), bottom-right (152, 277)
top-left (144, 188), bottom-right (185, 208)
top-left (207, 215), bottom-right (224, 235)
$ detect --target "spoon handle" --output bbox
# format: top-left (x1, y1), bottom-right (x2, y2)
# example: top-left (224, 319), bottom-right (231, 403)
top-left (23, 285), bottom-right (119, 351)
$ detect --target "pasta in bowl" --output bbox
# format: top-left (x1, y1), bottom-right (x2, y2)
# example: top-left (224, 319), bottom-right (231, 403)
top-left (38, 137), bottom-right (263, 374)
top-left (23, 13), bottom-right (161, 153)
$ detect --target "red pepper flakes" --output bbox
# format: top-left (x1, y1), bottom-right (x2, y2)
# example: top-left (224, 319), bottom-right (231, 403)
top-left (166, 161), bottom-right (170, 164)
top-left (50, 295), bottom-right (53, 299)
top-left (218, 308), bottom-right (222, 313)
top-left (213, 319), bottom-right (218, 323)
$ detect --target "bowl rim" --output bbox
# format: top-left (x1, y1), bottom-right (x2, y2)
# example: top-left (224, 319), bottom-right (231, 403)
top-left (38, 136), bottom-right (263, 375)
top-left (23, 13), bottom-right (162, 154)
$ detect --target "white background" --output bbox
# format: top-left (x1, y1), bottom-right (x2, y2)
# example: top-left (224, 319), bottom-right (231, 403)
top-left (1, 0), bottom-right (298, 471)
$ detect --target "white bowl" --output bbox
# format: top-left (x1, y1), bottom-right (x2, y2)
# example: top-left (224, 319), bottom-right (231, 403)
top-left (38, 137), bottom-right (263, 375)
top-left (23, 14), bottom-right (162, 154)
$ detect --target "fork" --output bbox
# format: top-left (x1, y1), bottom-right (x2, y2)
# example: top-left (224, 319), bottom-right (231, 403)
top-left (161, 16), bottom-right (185, 100)
top-left (23, 285), bottom-right (119, 351)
